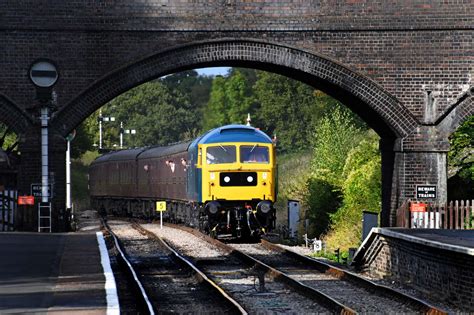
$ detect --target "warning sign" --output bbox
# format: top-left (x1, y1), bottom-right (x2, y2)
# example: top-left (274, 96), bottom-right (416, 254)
top-left (416, 185), bottom-right (437, 199)
top-left (410, 202), bottom-right (426, 212)
top-left (18, 196), bottom-right (35, 206)
top-left (31, 184), bottom-right (53, 198)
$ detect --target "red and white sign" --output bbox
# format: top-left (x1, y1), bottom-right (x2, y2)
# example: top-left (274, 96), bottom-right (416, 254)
top-left (18, 196), bottom-right (35, 206)
top-left (410, 202), bottom-right (426, 212)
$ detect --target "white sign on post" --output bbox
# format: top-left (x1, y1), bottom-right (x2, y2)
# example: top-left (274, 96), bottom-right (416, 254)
top-left (29, 60), bottom-right (58, 88)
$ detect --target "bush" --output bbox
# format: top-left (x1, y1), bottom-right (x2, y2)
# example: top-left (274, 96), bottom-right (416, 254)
top-left (305, 177), bottom-right (341, 238)
top-left (323, 132), bottom-right (381, 251)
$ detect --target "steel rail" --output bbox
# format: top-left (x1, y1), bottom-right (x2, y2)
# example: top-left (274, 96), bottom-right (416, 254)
top-left (132, 223), bottom-right (248, 315)
top-left (165, 223), bottom-right (356, 315)
top-left (260, 239), bottom-right (448, 315)
top-left (101, 220), bottom-right (155, 315)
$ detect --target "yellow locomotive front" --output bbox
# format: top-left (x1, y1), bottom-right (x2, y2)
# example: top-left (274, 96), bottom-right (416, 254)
top-left (192, 125), bottom-right (276, 239)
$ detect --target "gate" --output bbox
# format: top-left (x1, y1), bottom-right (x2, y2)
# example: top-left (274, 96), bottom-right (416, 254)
top-left (0, 189), bottom-right (17, 231)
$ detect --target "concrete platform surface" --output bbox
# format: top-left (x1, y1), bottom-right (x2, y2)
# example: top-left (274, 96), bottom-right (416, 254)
top-left (395, 228), bottom-right (474, 249)
top-left (0, 232), bottom-right (108, 314)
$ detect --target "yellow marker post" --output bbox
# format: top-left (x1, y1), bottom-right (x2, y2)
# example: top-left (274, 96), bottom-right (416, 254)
top-left (156, 201), bottom-right (166, 229)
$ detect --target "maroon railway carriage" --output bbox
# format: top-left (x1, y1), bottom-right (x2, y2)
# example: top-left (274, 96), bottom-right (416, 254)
top-left (89, 142), bottom-right (190, 217)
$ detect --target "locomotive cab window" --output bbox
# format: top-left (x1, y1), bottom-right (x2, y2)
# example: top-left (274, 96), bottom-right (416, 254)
top-left (240, 145), bottom-right (269, 163)
top-left (206, 145), bottom-right (236, 164)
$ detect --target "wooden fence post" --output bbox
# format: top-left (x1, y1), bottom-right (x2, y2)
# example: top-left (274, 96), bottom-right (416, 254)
top-left (442, 203), bottom-right (447, 229)
top-left (471, 200), bottom-right (474, 229)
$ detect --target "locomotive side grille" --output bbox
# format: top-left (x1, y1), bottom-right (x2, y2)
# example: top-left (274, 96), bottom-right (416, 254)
top-left (219, 172), bottom-right (257, 186)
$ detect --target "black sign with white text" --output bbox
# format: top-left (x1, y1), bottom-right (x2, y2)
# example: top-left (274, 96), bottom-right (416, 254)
top-left (416, 185), bottom-right (437, 199)
top-left (31, 184), bottom-right (53, 198)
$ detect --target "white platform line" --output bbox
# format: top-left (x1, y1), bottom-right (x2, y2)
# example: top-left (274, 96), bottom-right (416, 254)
top-left (96, 231), bottom-right (120, 315)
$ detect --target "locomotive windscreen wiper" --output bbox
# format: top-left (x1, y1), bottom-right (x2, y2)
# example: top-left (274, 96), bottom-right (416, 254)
top-left (219, 144), bottom-right (227, 152)
top-left (250, 144), bottom-right (257, 152)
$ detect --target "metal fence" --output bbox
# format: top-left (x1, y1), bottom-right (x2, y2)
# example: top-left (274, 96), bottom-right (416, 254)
top-left (0, 190), bottom-right (17, 231)
top-left (396, 200), bottom-right (474, 229)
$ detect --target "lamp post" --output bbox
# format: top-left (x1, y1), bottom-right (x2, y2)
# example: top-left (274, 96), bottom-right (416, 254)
top-left (98, 109), bottom-right (115, 150)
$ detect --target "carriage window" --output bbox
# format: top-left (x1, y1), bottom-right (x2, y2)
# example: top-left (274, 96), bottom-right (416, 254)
top-left (240, 145), bottom-right (269, 163)
top-left (206, 145), bottom-right (236, 164)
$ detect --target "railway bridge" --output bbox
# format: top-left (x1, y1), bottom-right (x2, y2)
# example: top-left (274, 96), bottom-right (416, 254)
top-left (0, 1), bottom-right (472, 231)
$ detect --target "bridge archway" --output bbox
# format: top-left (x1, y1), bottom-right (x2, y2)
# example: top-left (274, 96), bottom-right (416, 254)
top-left (49, 39), bottom-right (424, 227)
top-left (0, 95), bottom-right (32, 135)
top-left (52, 39), bottom-right (418, 140)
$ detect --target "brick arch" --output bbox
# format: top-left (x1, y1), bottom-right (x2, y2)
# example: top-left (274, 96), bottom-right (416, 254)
top-left (0, 94), bottom-right (32, 134)
top-left (52, 39), bottom-right (418, 138)
top-left (439, 93), bottom-right (474, 136)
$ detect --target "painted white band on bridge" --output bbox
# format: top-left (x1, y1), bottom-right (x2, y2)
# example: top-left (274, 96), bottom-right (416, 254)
top-left (96, 231), bottom-right (120, 315)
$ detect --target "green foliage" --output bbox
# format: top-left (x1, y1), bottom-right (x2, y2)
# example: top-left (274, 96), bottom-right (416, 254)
top-left (161, 70), bottom-right (213, 124)
top-left (311, 249), bottom-right (350, 264)
top-left (0, 124), bottom-right (18, 152)
top-left (202, 69), bottom-right (255, 130)
top-left (302, 106), bottom-right (380, 251)
top-left (448, 115), bottom-right (473, 181)
top-left (71, 159), bottom-right (90, 210)
top-left (305, 107), bottom-right (363, 238)
top-left (80, 80), bottom-right (201, 149)
top-left (447, 115), bottom-right (473, 199)
top-left (305, 177), bottom-right (341, 237)
top-left (202, 76), bottom-right (229, 130)
top-left (323, 131), bottom-right (381, 251)
top-left (71, 123), bottom-right (94, 159)
top-left (311, 106), bottom-right (364, 186)
top-left (274, 151), bottom-right (313, 228)
top-left (253, 73), bottom-right (337, 153)
top-left (225, 71), bottom-right (255, 124)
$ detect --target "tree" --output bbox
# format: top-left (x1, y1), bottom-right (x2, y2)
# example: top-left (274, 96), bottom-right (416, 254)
top-left (310, 106), bottom-right (363, 187)
top-left (253, 72), bottom-right (344, 153)
top-left (202, 69), bottom-right (256, 130)
top-left (202, 76), bottom-right (229, 130)
top-left (70, 123), bottom-right (94, 159)
top-left (79, 80), bottom-right (201, 150)
top-left (161, 70), bottom-right (213, 129)
top-left (448, 115), bottom-right (474, 199)
top-left (322, 131), bottom-right (381, 251)
top-left (225, 71), bottom-right (255, 124)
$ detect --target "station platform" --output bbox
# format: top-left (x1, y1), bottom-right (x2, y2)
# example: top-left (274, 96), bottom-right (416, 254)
top-left (353, 228), bottom-right (474, 311)
top-left (390, 228), bottom-right (474, 249)
top-left (0, 229), bottom-right (113, 314)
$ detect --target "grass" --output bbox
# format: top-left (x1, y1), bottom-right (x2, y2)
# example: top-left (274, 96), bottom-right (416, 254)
top-left (71, 150), bottom-right (99, 211)
top-left (274, 150), bottom-right (312, 238)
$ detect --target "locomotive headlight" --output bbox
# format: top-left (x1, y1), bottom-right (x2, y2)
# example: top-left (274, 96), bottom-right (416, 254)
top-left (257, 201), bottom-right (272, 214)
top-left (206, 201), bottom-right (220, 215)
top-left (224, 176), bottom-right (231, 183)
top-left (262, 172), bottom-right (268, 180)
top-left (247, 176), bottom-right (254, 183)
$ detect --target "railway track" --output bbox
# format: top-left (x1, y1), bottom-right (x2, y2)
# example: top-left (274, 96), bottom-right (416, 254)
top-left (233, 241), bottom-right (448, 314)
top-left (156, 223), bottom-right (448, 315)
top-left (142, 222), bottom-right (351, 314)
top-left (102, 219), bottom-right (245, 314)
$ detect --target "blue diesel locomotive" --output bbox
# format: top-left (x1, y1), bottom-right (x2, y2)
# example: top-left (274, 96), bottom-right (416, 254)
top-left (89, 124), bottom-right (277, 238)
